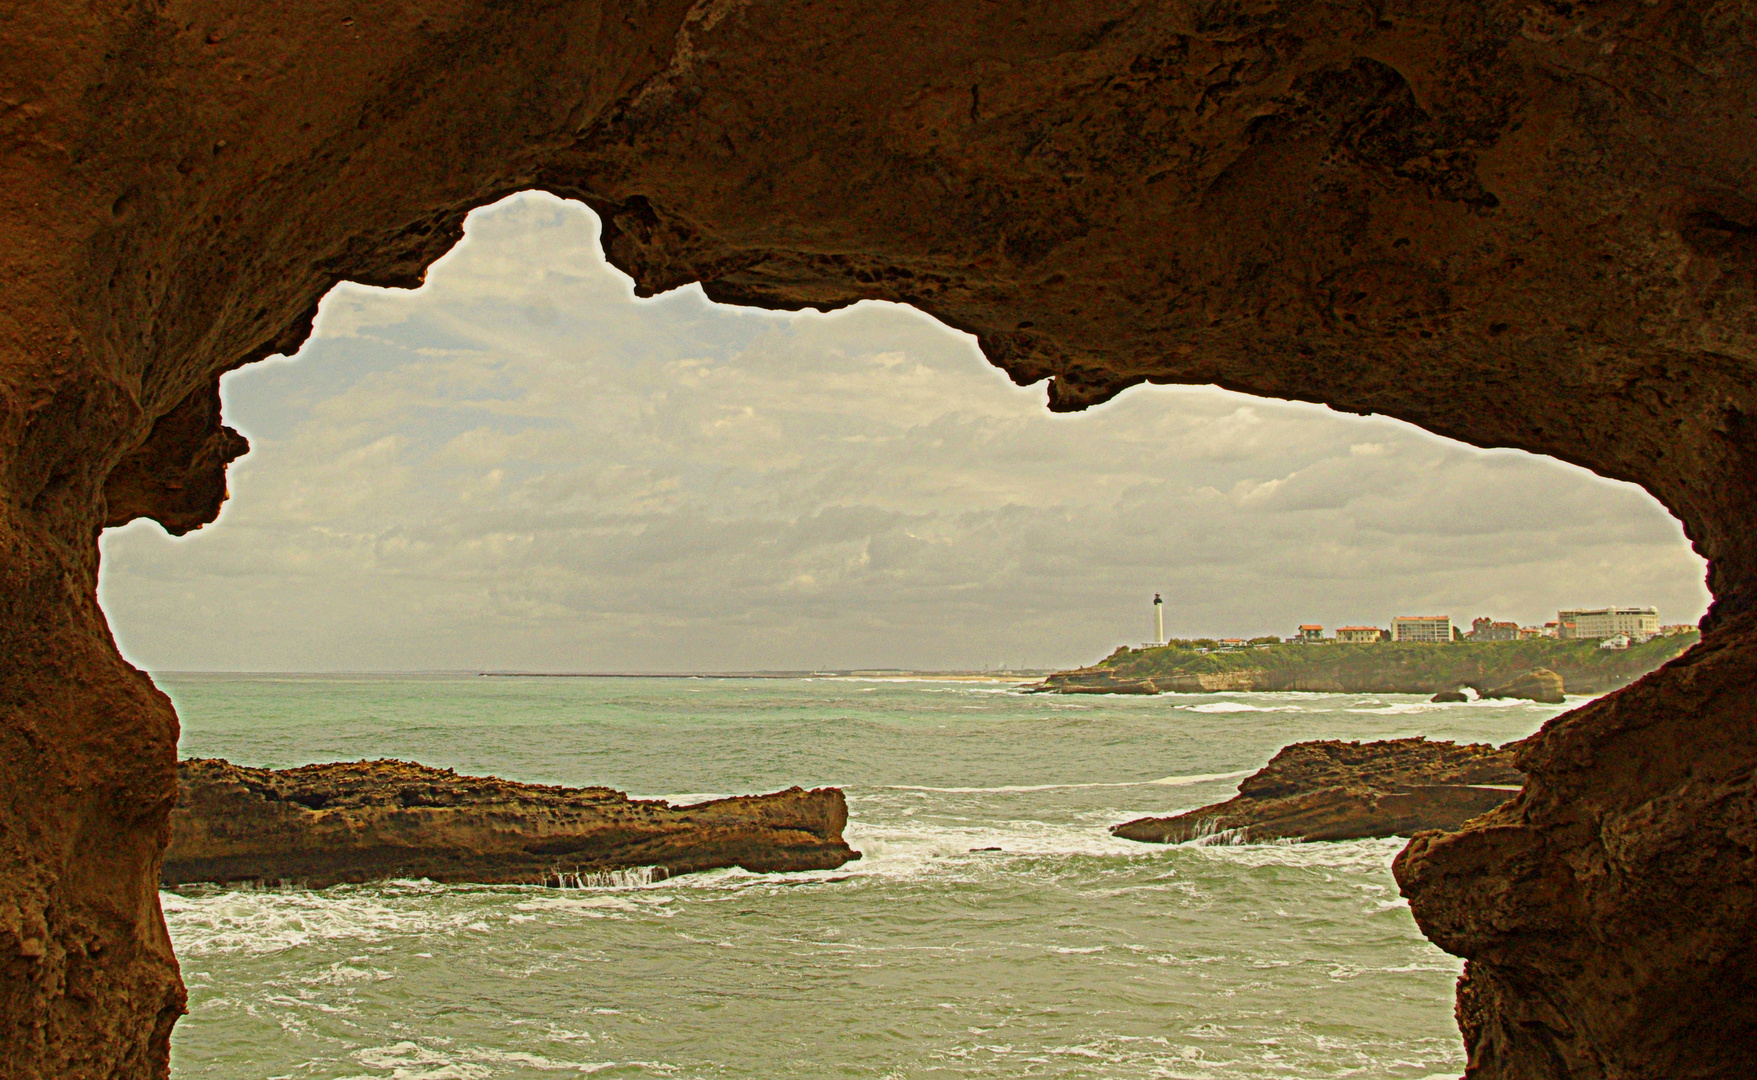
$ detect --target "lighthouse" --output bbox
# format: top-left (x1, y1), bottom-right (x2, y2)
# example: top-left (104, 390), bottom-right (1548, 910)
top-left (1154, 592), bottom-right (1164, 646)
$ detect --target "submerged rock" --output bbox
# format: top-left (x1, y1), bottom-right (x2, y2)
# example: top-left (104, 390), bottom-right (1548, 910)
top-left (1053, 677), bottom-right (1160, 694)
top-left (1111, 738), bottom-right (1523, 845)
top-left (1475, 667), bottom-right (1565, 704)
top-left (164, 758), bottom-right (858, 888)
top-left (1431, 689), bottom-right (1470, 702)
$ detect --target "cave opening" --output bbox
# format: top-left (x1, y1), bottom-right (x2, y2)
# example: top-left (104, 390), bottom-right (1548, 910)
top-left (95, 192), bottom-right (1713, 1078)
top-left (8, 4), bottom-right (1755, 1075)
top-left (99, 192), bottom-right (1712, 674)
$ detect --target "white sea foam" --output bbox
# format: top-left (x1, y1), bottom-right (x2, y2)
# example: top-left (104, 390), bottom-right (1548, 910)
top-left (842, 816), bottom-right (1148, 874)
top-left (1147, 770), bottom-right (1255, 787)
top-left (633, 792), bottom-right (740, 804)
top-left (1344, 702), bottom-right (1449, 715)
top-left (162, 676), bottom-right (1495, 1079)
top-left (163, 890), bottom-right (434, 957)
top-left (1182, 835), bottom-right (1411, 873)
top-left (511, 891), bottom-right (677, 918)
top-left (343, 1042), bottom-right (492, 1079)
top-left (1349, 695), bottom-right (1563, 715)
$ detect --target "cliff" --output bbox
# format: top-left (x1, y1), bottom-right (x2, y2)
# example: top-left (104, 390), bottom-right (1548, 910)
top-left (3, 1), bottom-right (1755, 1076)
top-left (1036, 636), bottom-right (1695, 697)
top-left (1395, 612), bottom-right (1757, 1080)
top-left (1113, 738), bottom-right (1523, 844)
top-left (164, 759), bottom-right (858, 889)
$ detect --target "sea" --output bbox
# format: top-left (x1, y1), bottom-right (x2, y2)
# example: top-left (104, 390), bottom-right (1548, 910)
top-left (157, 673), bottom-right (1576, 1080)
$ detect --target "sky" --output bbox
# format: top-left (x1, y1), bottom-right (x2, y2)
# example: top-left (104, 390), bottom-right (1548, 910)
top-left (97, 192), bottom-right (1711, 673)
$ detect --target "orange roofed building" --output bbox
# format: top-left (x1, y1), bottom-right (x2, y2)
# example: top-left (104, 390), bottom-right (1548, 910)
top-left (1334, 626), bottom-right (1385, 643)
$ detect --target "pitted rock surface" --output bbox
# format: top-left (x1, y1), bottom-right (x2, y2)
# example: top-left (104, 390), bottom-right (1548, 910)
top-left (1112, 737), bottom-right (1524, 843)
top-left (2, 2), bottom-right (1754, 1076)
top-left (165, 758), bottom-right (857, 888)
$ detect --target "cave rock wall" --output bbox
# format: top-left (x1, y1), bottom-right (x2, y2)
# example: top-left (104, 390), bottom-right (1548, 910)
top-left (1, 1), bottom-right (1752, 1076)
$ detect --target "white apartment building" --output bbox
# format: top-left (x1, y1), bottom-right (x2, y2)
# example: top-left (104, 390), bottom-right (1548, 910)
top-left (1392, 615), bottom-right (1453, 643)
top-left (1558, 607), bottom-right (1659, 641)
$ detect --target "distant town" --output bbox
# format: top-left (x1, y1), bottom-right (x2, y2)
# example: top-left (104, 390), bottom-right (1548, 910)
top-left (1146, 600), bottom-right (1694, 653)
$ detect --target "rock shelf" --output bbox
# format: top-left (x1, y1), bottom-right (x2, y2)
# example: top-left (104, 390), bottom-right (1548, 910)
top-left (164, 759), bottom-right (858, 889)
top-left (1112, 738), bottom-right (1524, 845)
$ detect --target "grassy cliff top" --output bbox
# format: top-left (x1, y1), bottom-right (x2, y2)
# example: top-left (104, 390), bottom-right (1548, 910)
top-left (1088, 633), bottom-right (1698, 691)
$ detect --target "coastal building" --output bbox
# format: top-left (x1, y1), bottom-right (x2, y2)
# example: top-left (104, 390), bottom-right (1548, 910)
top-left (1296, 624), bottom-right (1324, 643)
top-left (1518, 626), bottom-right (1546, 639)
top-left (1392, 615), bottom-right (1453, 643)
top-left (1219, 638), bottom-right (1247, 647)
top-left (1558, 607), bottom-right (1660, 641)
top-left (1469, 617), bottom-right (1520, 641)
top-left (1660, 623), bottom-right (1698, 636)
top-left (1334, 626), bottom-right (1384, 643)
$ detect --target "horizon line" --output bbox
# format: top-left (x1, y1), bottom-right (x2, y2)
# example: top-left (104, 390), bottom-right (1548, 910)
top-left (145, 668), bottom-right (1060, 678)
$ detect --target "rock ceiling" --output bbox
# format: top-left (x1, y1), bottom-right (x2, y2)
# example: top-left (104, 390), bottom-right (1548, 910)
top-left (1, 2), bottom-right (1752, 1076)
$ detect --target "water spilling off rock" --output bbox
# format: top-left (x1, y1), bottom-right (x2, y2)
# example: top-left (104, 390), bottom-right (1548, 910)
top-left (1113, 737), bottom-right (1524, 845)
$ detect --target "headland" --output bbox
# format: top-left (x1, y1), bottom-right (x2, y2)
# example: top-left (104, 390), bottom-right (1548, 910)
top-left (1032, 633), bottom-right (1697, 697)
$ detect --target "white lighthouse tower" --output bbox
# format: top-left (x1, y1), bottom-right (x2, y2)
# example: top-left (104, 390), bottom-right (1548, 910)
top-left (1154, 592), bottom-right (1165, 646)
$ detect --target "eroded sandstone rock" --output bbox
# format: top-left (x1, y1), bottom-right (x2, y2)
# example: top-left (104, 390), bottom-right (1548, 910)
top-left (1113, 737), bottom-right (1524, 844)
top-left (1475, 667), bottom-right (1565, 704)
top-left (164, 759), bottom-right (858, 889)
top-left (1395, 613), bottom-right (1757, 1079)
top-left (2, 0), bottom-right (1755, 1075)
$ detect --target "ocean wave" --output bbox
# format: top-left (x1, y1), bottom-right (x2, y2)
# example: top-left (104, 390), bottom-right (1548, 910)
top-left (1180, 835), bottom-right (1410, 873)
top-left (627, 792), bottom-right (741, 805)
top-left (1175, 702), bottom-right (1304, 713)
top-left (883, 770), bottom-right (1251, 794)
top-left (162, 886), bottom-right (490, 957)
top-left (1348, 696), bottom-right (1576, 715)
top-left (511, 891), bottom-right (676, 917)
top-left (342, 1041), bottom-right (660, 1079)
top-left (832, 677), bottom-right (1025, 688)
top-left (842, 817), bottom-right (1149, 873)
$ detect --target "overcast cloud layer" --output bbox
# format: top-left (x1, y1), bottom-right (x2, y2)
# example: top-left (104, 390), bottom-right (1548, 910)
top-left (98, 193), bottom-right (1710, 672)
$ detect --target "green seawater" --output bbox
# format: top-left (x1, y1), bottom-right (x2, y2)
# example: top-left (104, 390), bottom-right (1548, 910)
top-left (159, 673), bottom-right (1572, 1079)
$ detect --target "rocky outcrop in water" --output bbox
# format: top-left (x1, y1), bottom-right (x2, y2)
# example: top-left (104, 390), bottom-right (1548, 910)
top-left (1032, 668), bottom-right (1260, 694)
top-left (1430, 668), bottom-right (1566, 704)
top-left (163, 759), bottom-right (857, 889)
top-left (1113, 738), bottom-right (1524, 844)
top-left (4, 0), bottom-right (1755, 1075)
top-left (1396, 617), bottom-right (1757, 1080)
top-left (1475, 668), bottom-right (1565, 704)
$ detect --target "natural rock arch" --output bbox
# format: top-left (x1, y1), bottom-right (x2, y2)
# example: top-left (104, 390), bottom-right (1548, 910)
top-left (2, 1), bottom-right (1752, 1076)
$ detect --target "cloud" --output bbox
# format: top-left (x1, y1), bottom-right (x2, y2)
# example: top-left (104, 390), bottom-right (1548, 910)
top-left (97, 193), bottom-right (1710, 672)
